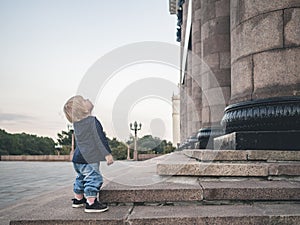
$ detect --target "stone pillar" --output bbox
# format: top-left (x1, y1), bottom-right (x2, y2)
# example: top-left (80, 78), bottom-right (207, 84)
top-left (180, 78), bottom-right (188, 143)
top-left (186, 56), bottom-right (194, 138)
top-left (217, 0), bottom-right (300, 150)
top-left (198, 0), bottom-right (231, 148)
top-left (172, 94), bottom-right (180, 147)
top-left (179, 0), bottom-right (189, 144)
top-left (191, 0), bottom-right (202, 134)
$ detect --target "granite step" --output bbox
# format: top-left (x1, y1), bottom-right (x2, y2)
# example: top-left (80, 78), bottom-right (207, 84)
top-left (157, 151), bottom-right (300, 177)
top-left (5, 186), bottom-right (300, 224)
top-left (99, 180), bottom-right (300, 203)
top-left (99, 181), bottom-right (202, 203)
top-left (128, 203), bottom-right (300, 225)
top-left (200, 180), bottom-right (300, 202)
top-left (183, 149), bottom-right (300, 162)
top-left (10, 201), bottom-right (300, 225)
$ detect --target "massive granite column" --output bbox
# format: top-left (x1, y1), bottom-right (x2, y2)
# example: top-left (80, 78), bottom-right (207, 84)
top-left (217, 0), bottom-right (300, 150)
top-left (179, 0), bottom-right (189, 143)
top-left (199, 0), bottom-right (231, 148)
top-left (184, 0), bottom-right (204, 147)
top-left (186, 55), bottom-right (194, 137)
top-left (191, 0), bottom-right (202, 135)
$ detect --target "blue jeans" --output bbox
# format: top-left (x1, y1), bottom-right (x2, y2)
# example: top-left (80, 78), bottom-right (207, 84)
top-left (73, 162), bottom-right (103, 198)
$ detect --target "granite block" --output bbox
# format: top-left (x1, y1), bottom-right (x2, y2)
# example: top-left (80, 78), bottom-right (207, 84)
top-left (269, 163), bottom-right (300, 176)
top-left (201, 180), bottom-right (300, 201)
top-left (220, 52), bottom-right (231, 69)
top-left (203, 34), bottom-right (230, 57)
top-left (157, 162), bottom-right (269, 177)
top-left (200, 0), bottom-right (216, 25)
top-left (231, 10), bottom-right (283, 63)
top-left (202, 87), bottom-right (230, 107)
top-left (230, 55), bottom-right (253, 103)
top-left (253, 48), bottom-right (300, 99)
top-left (184, 149), bottom-right (248, 161)
top-left (247, 150), bottom-right (300, 161)
top-left (128, 204), bottom-right (300, 225)
top-left (284, 8), bottom-right (300, 47)
top-left (239, 0), bottom-right (300, 25)
top-left (201, 16), bottom-right (230, 41)
top-left (216, 0), bottom-right (230, 17)
top-left (100, 181), bottom-right (203, 203)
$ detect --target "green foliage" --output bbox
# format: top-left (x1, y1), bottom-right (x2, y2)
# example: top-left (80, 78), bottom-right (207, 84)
top-left (107, 137), bottom-right (128, 160)
top-left (57, 130), bottom-right (73, 146)
top-left (127, 134), bottom-right (175, 154)
top-left (0, 128), bottom-right (175, 158)
top-left (56, 130), bottom-right (74, 155)
top-left (0, 129), bottom-right (56, 155)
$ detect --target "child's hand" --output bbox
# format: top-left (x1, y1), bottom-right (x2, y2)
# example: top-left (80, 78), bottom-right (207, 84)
top-left (105, 154), bottom-right (114, 166)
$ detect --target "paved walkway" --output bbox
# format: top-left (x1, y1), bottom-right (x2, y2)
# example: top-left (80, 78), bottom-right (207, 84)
top-left (0, 156), bottom-right (173, 225)
top-left (0, 158), bottom-right (166, 210)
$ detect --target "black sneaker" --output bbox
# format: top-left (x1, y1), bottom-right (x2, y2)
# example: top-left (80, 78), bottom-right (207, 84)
top-left (85, 200), bottom-right (109, 213)
top-left (72, 197), bottom-right (86, 208)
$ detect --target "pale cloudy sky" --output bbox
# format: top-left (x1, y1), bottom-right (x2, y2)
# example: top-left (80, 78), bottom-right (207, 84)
top-left (0, 0), bottom-right (180, 142)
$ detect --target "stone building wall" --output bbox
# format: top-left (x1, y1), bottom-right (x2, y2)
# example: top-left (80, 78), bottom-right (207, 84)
top-left (230, 0), bottom-right (300, 103)
top-left (171, 0), bottom-right (300, 149)
top-left (172, 94), bottom-right (180, 147)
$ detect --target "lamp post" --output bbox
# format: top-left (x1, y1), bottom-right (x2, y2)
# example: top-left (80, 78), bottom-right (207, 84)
top-left (130, 121), bottom-right (142, 161)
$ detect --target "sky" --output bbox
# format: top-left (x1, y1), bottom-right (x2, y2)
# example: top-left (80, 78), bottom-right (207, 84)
top-left (0, 0), bottom-right (180, 142)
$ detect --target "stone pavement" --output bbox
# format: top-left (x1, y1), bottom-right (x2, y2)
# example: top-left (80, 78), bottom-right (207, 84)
top-left (1, 151), bottom-right (300, 224)
top-left (2, 183), bottom-right (300, 225)
top-left (0, 158), bottom-right (170, 224)
top-left (0, 160), bottom-right (156, 208)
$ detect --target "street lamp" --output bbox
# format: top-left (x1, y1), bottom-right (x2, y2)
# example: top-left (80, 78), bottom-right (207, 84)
top-left (130, 121), bottom-right (142, 161)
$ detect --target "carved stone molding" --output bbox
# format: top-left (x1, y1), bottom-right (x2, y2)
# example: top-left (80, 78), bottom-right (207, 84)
top-left (221, 97), bottom-right (300, 133)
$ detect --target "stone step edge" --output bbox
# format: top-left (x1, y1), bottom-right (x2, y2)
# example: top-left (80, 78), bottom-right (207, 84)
top-left (127, 203), bottom-right (300, 225)
top-left (99, 183), bottom-right (202, 203)
top-left (10, 203), bottom-right (300, 225)
top-left (99, 180), bottom-right (300, 203)
top-left (157, 162), bottom-right (300, 177)
top-left (183, 149), bottom-right (300, 162)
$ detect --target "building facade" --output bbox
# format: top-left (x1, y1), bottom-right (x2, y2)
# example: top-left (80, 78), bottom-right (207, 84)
top-left (169, 0), bottom-right (300, 149)
top-left (172, 94), bottom-right (180, 147)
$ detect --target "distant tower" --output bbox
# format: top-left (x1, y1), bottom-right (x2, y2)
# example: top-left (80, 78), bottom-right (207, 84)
top-left (172, 94), bottom-right (180, 147)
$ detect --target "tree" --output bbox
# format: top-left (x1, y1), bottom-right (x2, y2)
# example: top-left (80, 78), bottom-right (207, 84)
top-left (56, 130), bottom-right (74, 155)
top-left (0, 129), bottom-right (56, 155)
top-left (108, 137), bottom-right (127, 160)
top-left (127, 134), bottom-right (175, 155)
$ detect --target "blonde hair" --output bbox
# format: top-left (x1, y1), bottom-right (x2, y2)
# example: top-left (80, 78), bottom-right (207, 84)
top-left (63, 95), bottom-right (92, 123)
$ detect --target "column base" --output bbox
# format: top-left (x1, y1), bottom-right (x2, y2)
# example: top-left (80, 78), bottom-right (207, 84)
top-left (197, 127), bottom-right (225, 149)
top-left (214, 131), bottom-right (300, 150)
top-left (221, 97), bottom-right (300, 133)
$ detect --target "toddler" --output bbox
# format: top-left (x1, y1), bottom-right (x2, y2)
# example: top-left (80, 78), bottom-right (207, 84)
top-left (63, 95), bottom-right (114, 213)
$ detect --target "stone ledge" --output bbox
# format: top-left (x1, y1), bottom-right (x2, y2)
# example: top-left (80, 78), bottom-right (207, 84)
top-left (200, 180), bottom-right (300, 201)
top-left (100, 180), bottom-right (300, 204)
top-left (157, 162), bottom-right (269, 177)
top-left (269, 163), bottom-right (300, 176)
top-left (5, 183), bottom-right (299, 225)
top-left (184, 149), bottom-right (300, 162)
top-left (184, 149), bottom-right (248, 161)
top-left (128, 204), bottom-right (300, 225)
top-left (248, 150), bottom-right (300, 161)
top-left (99, 181), bottom-right (203, 203)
